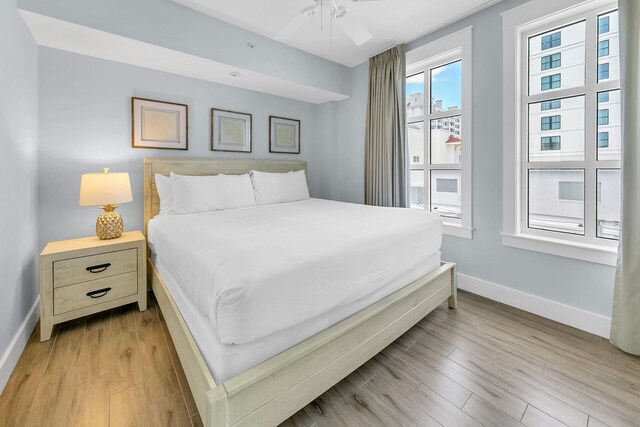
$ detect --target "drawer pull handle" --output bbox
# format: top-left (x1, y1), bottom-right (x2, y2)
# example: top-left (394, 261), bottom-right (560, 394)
top-left (86, 287), bottom-right (112, 298)
top-left (86, 263), bottom-right (111, 273)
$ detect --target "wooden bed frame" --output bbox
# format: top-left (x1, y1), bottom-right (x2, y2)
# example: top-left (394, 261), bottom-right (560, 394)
top-left (143, 157), bottom-right (457, 427)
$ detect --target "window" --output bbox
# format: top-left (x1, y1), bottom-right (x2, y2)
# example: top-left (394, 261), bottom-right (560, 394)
top-left (598, 131), bottom-right (609, 148)
top-left (541, 136), bottom-right (561, 150)
top-left (598, 40), bottom-right (609, 57)
top-left (541, 74), bottom-right (561, 90)
top-left (541, 31), bottom-right (561, 50)
top-left (559, 181), bottom-right (585, 201)
top-left (541, 53), bottom-right (562, 70)
top-left (406, 27), bottom-right (472, 239)
top-left (598, 15), bottom-right (610, 34)
top-left (598, 63), bottom-right (609, 80)
top-left (436, 178), bottom-right (458, 193)
top-left (541, 100), bottom-right (561, 110)
top-left (541, 115), bottom-right (561, 130)
top-left (598, 109), bottom-right (609, 125)
top-left (503, 2), bottom-right (621, 265)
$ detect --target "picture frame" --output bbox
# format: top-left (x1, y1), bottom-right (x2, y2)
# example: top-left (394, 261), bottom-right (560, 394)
top-left (211, 108), bottom-right (252, 153)
top-left (131, 97), bottom-right (188, 150)
top-left (269, 116), bottom-right (300, 154)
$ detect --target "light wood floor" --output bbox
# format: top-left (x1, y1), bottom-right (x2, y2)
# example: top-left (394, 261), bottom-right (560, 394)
top-left (1, 291), bottom-right (639, 427)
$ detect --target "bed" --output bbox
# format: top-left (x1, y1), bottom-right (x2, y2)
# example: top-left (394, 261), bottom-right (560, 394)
top-left (143, 157), bottom-right (457, 426)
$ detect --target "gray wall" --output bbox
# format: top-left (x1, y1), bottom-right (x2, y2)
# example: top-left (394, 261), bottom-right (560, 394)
top-left (335, 62), bottom-right (369, 204)
top-left (0, 0), bottom-right (39, 375)
top-left (331, 0), bottom-right (617, 318)
top-left (38, 48), bottom-right (333, 250)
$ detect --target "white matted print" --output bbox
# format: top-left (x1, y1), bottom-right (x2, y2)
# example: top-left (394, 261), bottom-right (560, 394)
top-left (132, 97), bottom-right (188, 150)
top-left (270, 116), bottom-right (300, 154)
top-left (212, 109), bottom-right (252, 153)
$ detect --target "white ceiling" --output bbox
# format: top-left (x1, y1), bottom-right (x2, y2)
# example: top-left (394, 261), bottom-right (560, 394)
top-left (172, 0), bottom-right (502, 67)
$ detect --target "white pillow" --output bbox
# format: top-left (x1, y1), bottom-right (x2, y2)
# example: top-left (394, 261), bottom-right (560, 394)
top-left (250, 170), bottom-right (310, 205)
top-left (155, 174), bottom-right (174, 215)
top-left (170, 172), bottom-right (256, 214)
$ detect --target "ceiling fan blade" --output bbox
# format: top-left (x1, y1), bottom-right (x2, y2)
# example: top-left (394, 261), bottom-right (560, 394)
top-left (274, 12), bottom-right (309, 41)
top-left (337, 13), bottom-right (372, 46)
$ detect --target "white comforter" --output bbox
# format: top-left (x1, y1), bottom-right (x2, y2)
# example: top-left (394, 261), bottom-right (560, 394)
top-left (148, 199), bottom-right (442, 345)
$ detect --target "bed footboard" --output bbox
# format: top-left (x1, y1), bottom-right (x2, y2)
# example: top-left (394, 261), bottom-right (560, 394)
top-left (149, 259), bottom-right (456, 427)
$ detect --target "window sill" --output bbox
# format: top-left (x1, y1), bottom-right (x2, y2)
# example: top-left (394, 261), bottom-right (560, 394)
top-left (501, 232), bottom-right (617, 266)
top-left (444, 223), bottom-right (473, 239)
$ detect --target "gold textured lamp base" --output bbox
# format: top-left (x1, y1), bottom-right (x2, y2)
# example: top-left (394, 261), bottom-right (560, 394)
top-left (96, 204), bottom-right (124, 240)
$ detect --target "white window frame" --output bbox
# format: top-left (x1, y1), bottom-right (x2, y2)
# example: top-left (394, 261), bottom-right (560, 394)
top-left (502, 0), bottom-right (619, 266)
top-left (406, 26), bottom-right (473, 239)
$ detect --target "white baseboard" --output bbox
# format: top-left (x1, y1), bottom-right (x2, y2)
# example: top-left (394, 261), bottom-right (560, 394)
top-left (0, 296), bottom-right (40, 394)
top-left (457, 273), bottom-right (611, 338)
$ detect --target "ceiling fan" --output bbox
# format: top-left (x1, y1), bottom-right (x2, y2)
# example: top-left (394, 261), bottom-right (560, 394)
top-left (274, 0), bottom-right (380, 46)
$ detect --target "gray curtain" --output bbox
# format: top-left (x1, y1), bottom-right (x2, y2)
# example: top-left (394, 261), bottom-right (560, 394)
top-left (364, 44), bottom-right (407, 207)
top-left (610, 0), bottom-right (640, 355)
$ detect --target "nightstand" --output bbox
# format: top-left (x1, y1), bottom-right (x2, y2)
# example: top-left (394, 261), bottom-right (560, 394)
top-left (39, 230), bottom-right (147, 341)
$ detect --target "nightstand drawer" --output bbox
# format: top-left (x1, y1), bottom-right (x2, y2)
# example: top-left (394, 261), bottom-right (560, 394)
top-left (53, 271), bottom-right (138, 315)
top-left (54, 248), bottom-right (137, 288)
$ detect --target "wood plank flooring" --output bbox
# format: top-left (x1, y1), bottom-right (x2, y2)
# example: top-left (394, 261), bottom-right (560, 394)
top-left (1, 290), bottom-right (639, 426)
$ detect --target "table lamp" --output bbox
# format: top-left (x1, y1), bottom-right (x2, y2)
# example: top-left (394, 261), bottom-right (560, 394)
top-left (79, 168), bottom-right (133, 240)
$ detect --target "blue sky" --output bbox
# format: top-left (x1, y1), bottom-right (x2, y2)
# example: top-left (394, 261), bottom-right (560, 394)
top-left (407, 60), bottom-right (461, 110)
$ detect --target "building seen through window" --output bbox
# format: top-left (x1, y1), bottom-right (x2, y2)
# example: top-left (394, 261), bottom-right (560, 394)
top-left (525, 10), bottom-right (620, 240)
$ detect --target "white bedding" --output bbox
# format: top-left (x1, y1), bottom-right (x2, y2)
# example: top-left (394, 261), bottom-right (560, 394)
top-left (148, 198), bottom-right (443, 345)
top-left (154, 252), bottom-right (441, 384)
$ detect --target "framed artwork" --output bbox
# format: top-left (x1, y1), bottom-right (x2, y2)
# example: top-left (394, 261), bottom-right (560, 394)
top-left (269, 116), bottom-right (300, 154)
top-left (131, 97), bottom-right (188, 150)
top-left (211, 108), bottom-right (252, 153)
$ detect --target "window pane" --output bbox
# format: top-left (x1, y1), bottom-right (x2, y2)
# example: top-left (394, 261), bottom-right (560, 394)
top-left (541, 136), bottom-right (561, 150)
top-left (598, 10), bottom-right (619, 82)
top-left (541, 74), bottom-right (561, 91)
top-left (529, 21), bottom-right (586, 95)
top-left (541, 100), bottom-right (561, 110)
top-left (541, 53), bottom-right (562, 70)
top-left (597, 109), bottom-right (609, 125)
top-left (597, 169), bottom-right (621, 240)
top-left (408, 122), bottom-right (424, 166)
top-left (598, 16), bottom-right (610, 34)
top-left (598, 63), bottom-right (609, 80)
top-left (430, 170), bottom-right (461, 219)
top-left (430, 116), bottom-right (461, 164)
top-left (541, 115), bottom-right (561, 130)
top-left (430, 61), bottom-right (461, 113)
top-left (406, 73), bottom-right (424, 119)
top-left (598, 132), bottom-right (609, 148)
top-left (541, 31), bottom-right (561, 50)
top-left (598, 40), bottom-right (609, 57)
top-left (529, 170), bottom-right (585, 235)
top-left (529, 96), bottom-right (585, 161)
top-left (409, 170), bottom-right (425, 209)
top-left (597, 89), bottom-right (621, 160)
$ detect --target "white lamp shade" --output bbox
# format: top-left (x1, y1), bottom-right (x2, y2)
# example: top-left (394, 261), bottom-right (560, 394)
top-left (79, 172), bottom-right (133, 206)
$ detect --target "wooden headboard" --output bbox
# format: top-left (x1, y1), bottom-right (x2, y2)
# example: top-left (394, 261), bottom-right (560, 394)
top-left (143, 157), bottom-right (308, 239)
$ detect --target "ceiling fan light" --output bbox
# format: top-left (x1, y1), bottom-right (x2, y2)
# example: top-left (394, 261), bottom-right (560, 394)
top-left (333, 6), bottom-right (348, 19)
top-left (302, 5), bottom-right (317, 16)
